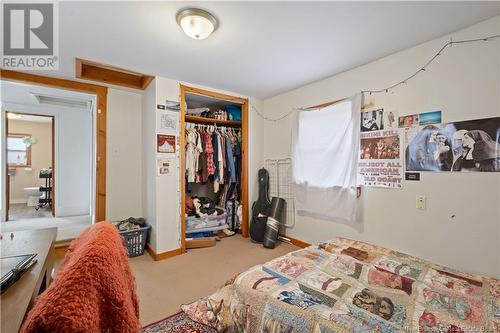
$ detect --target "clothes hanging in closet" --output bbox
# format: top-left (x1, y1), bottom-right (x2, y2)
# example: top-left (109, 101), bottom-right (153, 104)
top-left (184, 124), bottom-right (241, 196)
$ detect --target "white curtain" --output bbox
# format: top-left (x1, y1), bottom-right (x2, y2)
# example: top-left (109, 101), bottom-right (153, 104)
top-left (291, 93), bottom-right (362, 222)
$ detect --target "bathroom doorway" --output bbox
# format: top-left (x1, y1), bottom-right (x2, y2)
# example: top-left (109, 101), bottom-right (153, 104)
top-left (5, 113), bottom-right (55, 221)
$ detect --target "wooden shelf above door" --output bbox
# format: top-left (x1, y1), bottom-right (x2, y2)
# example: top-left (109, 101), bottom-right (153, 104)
top-left (184, 115), bottom-right (241, 127)
top-left (75, 58), bottom-right (154, 90)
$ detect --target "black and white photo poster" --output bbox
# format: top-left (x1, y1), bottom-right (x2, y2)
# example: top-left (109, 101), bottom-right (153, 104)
top-left (361, 108), bottom-right (384, 132)
top-left (358, 129), bottom-right (403, 188)
top-left (405, 117), bottom-right (500, 172)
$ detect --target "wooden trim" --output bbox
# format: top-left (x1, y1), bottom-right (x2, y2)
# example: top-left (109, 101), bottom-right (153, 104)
top-left (286, 236), bottom-right (311, 249)
top-left (179, 85), bottom-right (250, 251)
top-left (6, 132), bottom-right (32, 168)
top-left (241, 98), bottom-right (249, 238)
top-left (5, 112), bottom-right (9, 221)
top-left (75, 58), bottom-right (154, 90)
top-left (54, 245), bottom-right (69, 257)
top-left (305, 98), bottom-right (346, 110)
top-left (179, 86), bottom-right (187, 253)
top-left (146, 244), bottom-right (183, 261)
top-left (51, 117), bottom-right (55, 216)
top-left (1, 70), bottom-right (108, 222)
top-left (181, 85), bottom-right (247, 105)
top-left (184, 115), bottom-right (241, 128)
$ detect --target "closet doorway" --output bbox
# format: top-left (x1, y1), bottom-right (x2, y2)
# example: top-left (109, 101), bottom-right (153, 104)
top-left (180, 85), bottom-right (248, 253)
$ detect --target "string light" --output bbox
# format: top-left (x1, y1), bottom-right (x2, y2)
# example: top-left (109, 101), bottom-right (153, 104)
top-left (253, 33), bottom-right (500, 122)
top-left (361, 34), bottom-right (500, 95)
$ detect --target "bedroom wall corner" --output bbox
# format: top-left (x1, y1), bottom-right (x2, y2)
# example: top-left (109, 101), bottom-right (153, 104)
top-left (106, 88), bottom-right (143, 221)
top-left (142, 79), bottom-right (159, 252)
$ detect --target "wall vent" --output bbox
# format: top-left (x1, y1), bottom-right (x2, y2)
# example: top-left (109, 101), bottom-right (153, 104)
top-left (30, 93), bottom-right (93, 110)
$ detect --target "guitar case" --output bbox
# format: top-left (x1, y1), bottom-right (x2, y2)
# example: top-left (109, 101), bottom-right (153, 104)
top-left (250, 168), bottom-right (272, 242)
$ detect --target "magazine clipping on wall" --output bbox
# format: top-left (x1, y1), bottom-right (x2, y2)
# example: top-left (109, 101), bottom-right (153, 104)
top-left (361, 108), bottom-right (384, 132)
top-left (398, 114), bottom-right (419, 128)
top-left (383, 110), bottom-right (398, 130)
top-left (358, 108), bottom-right (403, 188)
top-left (157, 158), bottom-right (172, 176)
top-left (156, 109), bottom-right (179, 135)
top-left (405, 116), bottom-right (500, 172)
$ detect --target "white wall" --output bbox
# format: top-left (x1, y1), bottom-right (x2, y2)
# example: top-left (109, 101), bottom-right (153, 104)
top-left (1, 102), bottom-right (93, 217)
top-left (106, 89), bottom-right (143, 221)
top-left (262, 16), bottom-right (500, 278)
top-left (142, 80), bottom-right (159, 251)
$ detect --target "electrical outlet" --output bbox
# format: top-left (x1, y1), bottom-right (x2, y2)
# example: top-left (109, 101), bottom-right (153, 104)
top-left (416, 195), bottom-right (426, 210)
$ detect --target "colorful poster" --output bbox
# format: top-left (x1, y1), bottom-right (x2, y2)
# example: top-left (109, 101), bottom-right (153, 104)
top-left (156, 109), bottom-right (179, 135)
top-left (405, 117), bottom-right (500, 172)
top-left (157, 134), bottom-right (176, 154)
top-left (361, 109), bottom-right (384, 132)
top-left (358, 129), bottom-right (403, 188)
top-left (398, 114), bottom-right (419, 128)
top-left (419, 111), bottom-right (442, 125)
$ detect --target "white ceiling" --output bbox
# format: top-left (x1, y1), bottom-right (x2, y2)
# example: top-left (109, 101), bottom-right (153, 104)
top-left (7, 113), bottom-right (52, 123)
top-left (2, 81), bottom-right (95, 112)
top-left (54, 1), bottom-right (500, 98)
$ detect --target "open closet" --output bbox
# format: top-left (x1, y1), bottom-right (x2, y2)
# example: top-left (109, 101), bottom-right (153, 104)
top-left (179, 85), bottom-right (248, 252)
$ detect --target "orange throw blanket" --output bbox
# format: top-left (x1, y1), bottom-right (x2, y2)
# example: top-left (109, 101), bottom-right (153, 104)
top-left (21, 222), bottom-right (140, 333)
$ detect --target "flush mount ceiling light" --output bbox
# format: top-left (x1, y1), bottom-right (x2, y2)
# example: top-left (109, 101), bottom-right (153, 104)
top-left (176, 8), bottom-right (218, 40)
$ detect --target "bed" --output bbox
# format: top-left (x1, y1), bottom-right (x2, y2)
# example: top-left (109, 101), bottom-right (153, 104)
top-left (181, 237), bottom-right (499, 332)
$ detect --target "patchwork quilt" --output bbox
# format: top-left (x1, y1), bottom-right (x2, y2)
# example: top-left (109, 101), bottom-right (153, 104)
top-left (181, 237), bottom-right (500, 332)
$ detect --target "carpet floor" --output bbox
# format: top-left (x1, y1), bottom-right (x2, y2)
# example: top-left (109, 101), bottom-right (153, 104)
top-left (130, 235), bottom-right (298, 326)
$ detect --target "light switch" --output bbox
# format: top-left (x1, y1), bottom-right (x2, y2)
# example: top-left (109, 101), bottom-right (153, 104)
top-left (416, 195), bottom-right (426, 210)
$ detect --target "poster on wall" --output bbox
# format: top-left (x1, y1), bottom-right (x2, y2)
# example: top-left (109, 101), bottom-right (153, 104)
top-left (405, 116), bottom-right (500, 172)
top-left (419, 110), bottom-right (442, 126)
top-left (361, 108), bottom-right (384, 132)
top-left (165, 100), bottom-right (180, 111)
top-left (398, 114), bottom-right (419, 128)
top-left (157, 158), bottom-right (172, 176)
top-left (157, 134), bottom-right (176, 154)
top-left (358, 129), bottom-right (403, 188)
top-left (156, 109), bottom-right (179, 135)
top-left (383, 110), bottom-right (398, 130)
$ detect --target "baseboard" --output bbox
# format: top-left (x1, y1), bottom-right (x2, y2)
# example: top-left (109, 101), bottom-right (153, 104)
top-left (146, 244), bottom-right (182, 261)
top-left (54, 244), bottom-right (69, 257)
top-left (10, 198), bottom-right (27, 204)
top-left (283, 235), bottom-right (311, 248)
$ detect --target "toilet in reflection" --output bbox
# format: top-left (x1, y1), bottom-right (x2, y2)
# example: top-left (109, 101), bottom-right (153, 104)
top-left (24, 187), bottom-right (41, 206)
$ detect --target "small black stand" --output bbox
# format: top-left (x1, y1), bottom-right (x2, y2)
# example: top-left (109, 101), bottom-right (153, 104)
top-left (36, 170), bottom-right (52, 210)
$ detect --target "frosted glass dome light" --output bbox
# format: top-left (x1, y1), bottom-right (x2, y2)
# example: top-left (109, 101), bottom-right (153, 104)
top-left (176, 8), bottom-right (218, 40)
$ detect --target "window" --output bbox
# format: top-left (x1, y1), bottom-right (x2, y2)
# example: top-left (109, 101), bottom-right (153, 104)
top-left (7, 134), bottom-right (32, 167)
top-left (293, 100), bottom-right (356, 188)
top-left (291, 94), bottom-right (362, 222)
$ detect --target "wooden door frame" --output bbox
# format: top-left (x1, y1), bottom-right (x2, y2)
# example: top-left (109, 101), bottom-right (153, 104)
top-left (179, 85), bottom-right (249, 253)
top-left (5, 112), bottom-right (55, 219)
top-left (1, 70), bottom-right (108, 222)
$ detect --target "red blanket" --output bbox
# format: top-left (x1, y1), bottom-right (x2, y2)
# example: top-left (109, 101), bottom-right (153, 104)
top-left (21, 222), bottom-right (140, 333)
